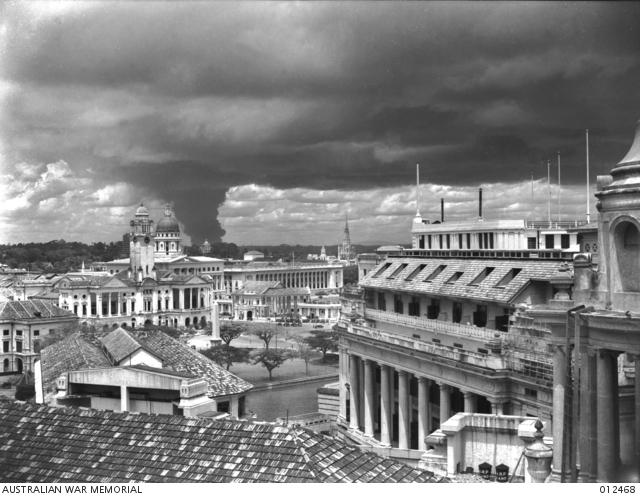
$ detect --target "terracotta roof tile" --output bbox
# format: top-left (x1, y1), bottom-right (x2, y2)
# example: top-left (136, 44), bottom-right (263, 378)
top-left (0, 401), bottom-right (445, 483)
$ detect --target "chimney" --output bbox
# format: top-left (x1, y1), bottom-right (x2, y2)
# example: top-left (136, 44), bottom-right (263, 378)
top-left (479, 188), bottom-right (483, 219)
top-left (440, 198), bottom-right (444, 223)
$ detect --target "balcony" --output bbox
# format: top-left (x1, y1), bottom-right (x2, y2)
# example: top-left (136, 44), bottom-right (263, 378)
top-left (346, 320), bottom-right (506, 371)
top-left (363, 308), bottom-right (506, 343)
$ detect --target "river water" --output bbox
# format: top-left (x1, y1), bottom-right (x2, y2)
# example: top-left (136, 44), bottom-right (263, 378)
top-left (245, 377), bottom-right (336, 421)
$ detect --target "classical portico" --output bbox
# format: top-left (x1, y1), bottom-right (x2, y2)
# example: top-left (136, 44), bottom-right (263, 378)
top-left (338, 329), bottom-right (517, 451)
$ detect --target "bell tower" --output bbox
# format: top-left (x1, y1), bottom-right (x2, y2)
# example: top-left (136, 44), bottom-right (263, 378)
top-left (129, 203), bottom-right (156, 282)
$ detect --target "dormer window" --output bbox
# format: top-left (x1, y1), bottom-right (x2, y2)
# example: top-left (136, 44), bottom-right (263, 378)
top-left (469, 267), bottom-right (495, 286)
top-left (425, 265), bottom-right (447, 282)
top-left (445, 271), bottom-right (463, 284)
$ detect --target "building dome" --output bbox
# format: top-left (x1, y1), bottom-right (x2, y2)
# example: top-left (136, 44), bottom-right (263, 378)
top-left (156, 204), bottom-right (180, 233)
top-left (135, 203), bottom-right (149, 217)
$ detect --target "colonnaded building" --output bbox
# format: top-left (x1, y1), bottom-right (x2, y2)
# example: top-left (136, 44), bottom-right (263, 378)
top-left (335, 120), bottom-right (640, 482)
top-left (1, 203), bottom-right (345, 330)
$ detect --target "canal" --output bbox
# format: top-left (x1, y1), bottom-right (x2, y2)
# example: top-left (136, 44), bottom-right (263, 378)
top-left (245, 376), bottom-right (337, 421)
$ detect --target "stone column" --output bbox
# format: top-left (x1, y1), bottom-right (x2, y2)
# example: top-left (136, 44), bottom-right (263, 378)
top-left (578, 348), bottom-right (598, 482)
top-left (358, 358), bottom-right (365, 429)
top-left (463, 391), bottom-right (477, 413)
top-left (439, 383), bottom-right (450, 426)
top-left (120, 385), bottom-right (129, 412)
top-left (96, 293), bottom-right (102, 318)
top-left (364, 359), bottom-right (375, 438)
top-left (635, 355), bottom-right (640, 470)
top-left (418, 377), bottom-right (430, 450)
top-left (398, 371), bottom-right (410, 449)
top-left (107, 292), bottom-right (112, 317)
top-left (380, 365), bottom-right (391, 446)
top-left (551, 344), bottom-right (568, 482)
top-left (179, 289), bottom-right (185, 310)
top-left (597, 349), bottom-right (617, 482)
top-left (152, 291), bottom-right (158, 312)
top-left (338, 350), bottom-right (348, 423)
top-left (349, 355), bottom-right (360, 432)
top-left (491, 401), bottom-right (504, 415)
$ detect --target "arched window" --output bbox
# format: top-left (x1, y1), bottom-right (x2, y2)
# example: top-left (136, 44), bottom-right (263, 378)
top-left (614, 221), bottom-right (640, 292)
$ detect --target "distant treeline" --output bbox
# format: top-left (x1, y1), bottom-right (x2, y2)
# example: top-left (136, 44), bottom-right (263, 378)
top-left (1, 240), bottom-right (382, 273)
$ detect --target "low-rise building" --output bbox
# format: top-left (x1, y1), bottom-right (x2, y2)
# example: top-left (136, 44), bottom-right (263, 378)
top-left (36, 327), bottom-right (252, 418)
top-left (0, 299), bottom-right (78, 374)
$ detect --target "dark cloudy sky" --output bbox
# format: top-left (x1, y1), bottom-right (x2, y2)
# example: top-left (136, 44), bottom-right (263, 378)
top-left (1, 1), bottom-right (639, 245)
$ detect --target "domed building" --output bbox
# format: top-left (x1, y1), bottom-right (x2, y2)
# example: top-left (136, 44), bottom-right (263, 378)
top-left (155, 204), bottom-right (182, 258)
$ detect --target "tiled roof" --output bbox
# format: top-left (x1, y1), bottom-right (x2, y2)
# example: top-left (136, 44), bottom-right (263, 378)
top-left (40, 329), bottom-right (252, 398)
top-left (0, 401), bottom-right (444, 483)
top-left (127, 330), bottom-right (252, 397)
top-left (0, 299), bottom-right (76, 321)
top-left (99, 328), bottom-right (145, 363)
top-left (40, 333), bottom-right (112, 394)
top-left (360, 257), bottom-right (568, 304)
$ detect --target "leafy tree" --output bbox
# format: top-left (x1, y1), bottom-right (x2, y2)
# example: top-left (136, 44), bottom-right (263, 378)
top-left (220, 322), bottom-right (246, 346)
top-left (304, 329), bottom-right (338, 362)
top-left (253, 326), bottom-right (275, 350)
top-left (203, 345), bottom-right (250, 371)
top-left (250, 349), bottom-right (291, 381)
top-left (293, 337), bottom-right (314, 376)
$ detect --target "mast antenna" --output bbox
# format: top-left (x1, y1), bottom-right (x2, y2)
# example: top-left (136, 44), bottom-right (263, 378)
top-left (415, 163), bottom-right (421, 217)
top-left (586, 129), bottom-right (591, 223)
top-left (547, 159), bottom-right (551, 227)
top-left (557, 151), bottom-right (561, 222)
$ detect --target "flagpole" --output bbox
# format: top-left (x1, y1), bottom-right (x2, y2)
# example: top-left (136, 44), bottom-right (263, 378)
top-left (557, 151), bottom-right (561, 222)
top-left (547, 159), bottom-right (551, 227)
top-left (586, 129), bottom-right (590, 223)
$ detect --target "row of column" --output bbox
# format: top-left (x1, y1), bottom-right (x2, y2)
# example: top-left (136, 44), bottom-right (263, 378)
top-left (552, 345), bottom-right (639, 482)
top-left (256, 270), bottom-right (330, 289)
top-left (79, 287), bottom-right (210, 319)
top-left (344, 353), bottom-right (500, 450)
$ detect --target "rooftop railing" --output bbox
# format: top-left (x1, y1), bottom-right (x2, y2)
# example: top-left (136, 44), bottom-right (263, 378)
top-left (364, 308), bottom-right (506, 342)
top-left (525, 220), bottom-right (589, 229)
top-left (347, 321), bottom-right (506, 370)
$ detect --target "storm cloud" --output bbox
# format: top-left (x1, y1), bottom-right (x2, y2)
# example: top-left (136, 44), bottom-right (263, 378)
top-left (1, 1), bottom-right (639, 244)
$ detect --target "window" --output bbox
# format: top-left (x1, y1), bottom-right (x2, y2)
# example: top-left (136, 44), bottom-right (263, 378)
top-left (545, 234), bottom-right (555, 249)
top-left (495, 268), bottom-right (522, 287)
top-left (419, 236), bottom-right (425, 249)
top-left (427, 299), bottom-right (440, 319)
top-left (393, 295), bottom-right (404, 314)
top-left (372, 263), bottom-right (392, 278)
top-left (388, 263), bottom-right (408, 279)
top-left (453, 343), bottom-right (463, 349)
top-left (377, 293), bottom-right (386, 311)
top-left (445, 272), bottom-right (463, 284)
top-left (16, 330), bottom-right (22, 336)
top-left (527, 237), bottom-right (537, 249)
top-left (33, 330), bottom-right (40, 336)
top-left (2, 342), bottom-right (8, 353)
top-left (469, 267), bottom-right (495, 285)
top-left (33, 340), bottom-right (41, 354)
top-left (452, 302), bottom-right (462, 323)
top-left (405, 264), bottom-right (427, 281)
top-left (524, 388), bottom-right (538, 399)
top-left (561, 234), bottom-right (570, 249)
top-left (425, 265), bottom-right (447, 282)
top-left (2, 330), bottom-right (8, 336)
top-left (408, 296), bottom-right (420, 316)
top-left (15, 341), bottom-right (22, 353)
